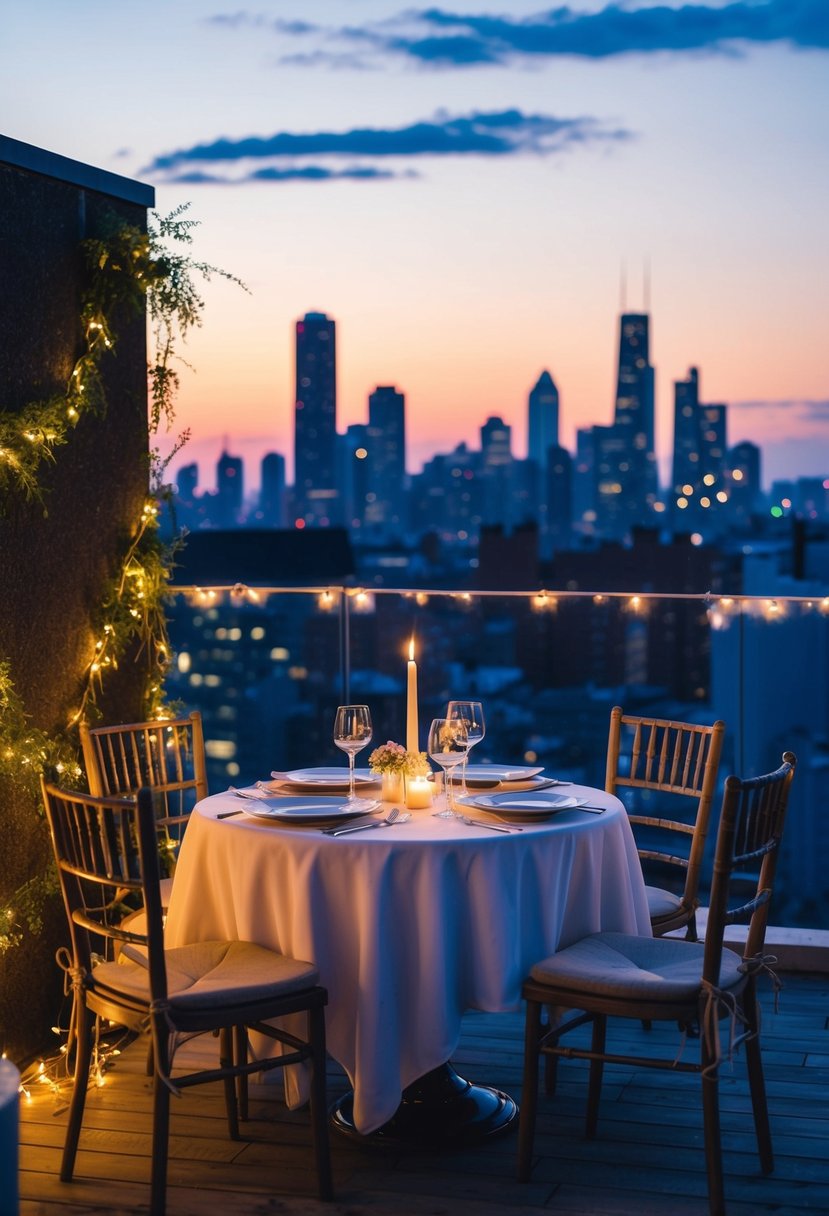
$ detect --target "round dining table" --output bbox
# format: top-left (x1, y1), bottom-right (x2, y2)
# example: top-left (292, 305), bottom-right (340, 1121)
top-left (164, 783), bottom-right (651, 1140)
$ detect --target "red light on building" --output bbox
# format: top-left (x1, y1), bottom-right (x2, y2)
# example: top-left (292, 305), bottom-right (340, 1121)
top-left (295, 518), bottom-right (306, 529)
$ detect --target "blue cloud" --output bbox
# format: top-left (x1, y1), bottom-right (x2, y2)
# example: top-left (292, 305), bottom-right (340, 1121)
top-left (145, 108), bottom-right (630, 180)
top-left (162, 164), bottom-right (402, 185)
top-left (212, 1), bottom-right (828, 67)
top-left (400, 2), bottom-right (829, 62)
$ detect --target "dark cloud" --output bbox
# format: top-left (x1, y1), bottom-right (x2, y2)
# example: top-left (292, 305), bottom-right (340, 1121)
top-left (398, 2), bottom-right (829, 63)
top-left (162, 165), bottom-right (402, 185)
top-left (146, 108), bottom-right (631, 178)
top-left (215, 0), bottom-right (827, 68)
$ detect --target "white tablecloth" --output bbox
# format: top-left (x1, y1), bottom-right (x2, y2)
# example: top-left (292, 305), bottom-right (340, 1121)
top-left (165, 787), bottom-right (650, 1133)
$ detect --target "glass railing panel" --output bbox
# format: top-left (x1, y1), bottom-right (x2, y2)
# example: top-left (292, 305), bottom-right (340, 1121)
top-left (164, 585), bottom-right (828, 930)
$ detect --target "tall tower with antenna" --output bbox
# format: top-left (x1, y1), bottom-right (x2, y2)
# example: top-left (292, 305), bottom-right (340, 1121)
top-left (595, 262), bottom-right (657, 538)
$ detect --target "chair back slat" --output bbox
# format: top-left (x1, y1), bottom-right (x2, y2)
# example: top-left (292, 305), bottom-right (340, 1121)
top-left (80, 713), bottom-right (208, 876)
top-left (42, 782), bottom-right (164, 979)
top-left (606, 706), bottom-right (725, 935)
top-left (703, 753), bottom-right (796, 984)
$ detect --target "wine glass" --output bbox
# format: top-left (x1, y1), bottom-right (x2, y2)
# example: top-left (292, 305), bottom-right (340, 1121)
top-left (333, 705), bottom-right (373, 802)
top-left (447, 700), bottom-right (485, 797)
top-left (428, 717), bottom-right (469, 818)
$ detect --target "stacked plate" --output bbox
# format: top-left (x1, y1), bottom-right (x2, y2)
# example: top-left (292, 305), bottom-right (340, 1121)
top-left (456, 789), bottom-right (597, 824)
top-left (274, 766), bottom-right (379, 793)
top-left (242, 796), bottom-right (377, 828)
top-left (233, 769), bottom-right (380, 826)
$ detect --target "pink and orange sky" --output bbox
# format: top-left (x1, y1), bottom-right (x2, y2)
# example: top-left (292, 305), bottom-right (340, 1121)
top-left (4, 1), bottom-right (828, 491)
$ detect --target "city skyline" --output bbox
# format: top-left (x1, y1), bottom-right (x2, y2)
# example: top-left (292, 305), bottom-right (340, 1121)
top-left (173, 303), bottom-right (823, 504)
top-left (4, 0), bottom-right (828, 488)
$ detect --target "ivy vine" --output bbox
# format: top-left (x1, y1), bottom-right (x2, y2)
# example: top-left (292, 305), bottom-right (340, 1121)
top-left (0, 204), bottom-right (243, 957)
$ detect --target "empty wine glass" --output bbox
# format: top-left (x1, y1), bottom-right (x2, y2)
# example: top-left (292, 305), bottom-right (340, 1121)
top-left (428, 717), bottom-right (469, 818)
top-left (333, 705), bottom-right (373, 802)
top-left (447, 700), bottom-right (485, 797)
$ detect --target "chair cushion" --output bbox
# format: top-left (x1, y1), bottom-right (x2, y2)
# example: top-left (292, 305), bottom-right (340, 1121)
top-left (645, 885), bottom-right (683, 919)
top-left (93, 940), bottom-right (318, 1009)
top-left (529, 932), bottom-right (744, 1003)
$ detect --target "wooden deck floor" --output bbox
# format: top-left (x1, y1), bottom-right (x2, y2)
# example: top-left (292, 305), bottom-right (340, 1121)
top-left (19, 972), bottom-right (829, 1216)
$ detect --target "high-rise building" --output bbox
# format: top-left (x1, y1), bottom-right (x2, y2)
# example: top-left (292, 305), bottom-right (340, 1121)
top-left (528, 371), bottom-right (559, 473)
top-left (728, 440), bottom-right (762, 529)
top-left (258, 452), bottom-right (286, 527)
top-left (528, 370), bottom-right (560, 541)
top-left (598, 312), bottom-right (657, 538)
top-left (216, 450), bottom-right (243, 527)
top-left (546, 443), bottom-right (573, 552)
top-left (366, 386), bottom-right (406, 538)
top-left (293, 311), bottom-right (339, 527)
top-left (671, 367), bottom-right (729, 535)
top-left (480, 416), bottom-right (513, 527)
top-left (343, 423), bottom-right (370, 531)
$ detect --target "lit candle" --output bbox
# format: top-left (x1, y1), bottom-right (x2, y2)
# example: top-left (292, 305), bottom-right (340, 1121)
top-left (406, 775), bottom-right (433, 809)
top-left (406, 636), bottom-right (419, 753)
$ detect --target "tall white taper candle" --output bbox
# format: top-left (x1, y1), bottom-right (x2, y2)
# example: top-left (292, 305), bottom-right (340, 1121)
top-left (406, 637), bottom-right (419, 753)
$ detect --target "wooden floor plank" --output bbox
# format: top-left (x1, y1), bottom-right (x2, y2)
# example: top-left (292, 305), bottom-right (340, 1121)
top-left (17, 972), bottom-right (829, 1215)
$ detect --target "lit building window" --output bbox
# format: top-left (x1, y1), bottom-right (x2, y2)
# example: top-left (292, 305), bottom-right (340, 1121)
top-left (206, 739), bottom-right (236, 760)
top-left (251, 626), bottom-right (265, 640)
top-left (177, 652), bottom-right (191, 673)
top-left (270, 646), bottom-right (290, 660)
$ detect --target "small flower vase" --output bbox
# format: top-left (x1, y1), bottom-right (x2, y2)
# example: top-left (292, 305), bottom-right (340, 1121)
top-left (380, 771), bottom-right (404, 803)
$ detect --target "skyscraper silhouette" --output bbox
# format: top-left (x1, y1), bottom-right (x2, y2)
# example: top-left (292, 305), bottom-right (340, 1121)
top-left (598, 312), bottom-right (656, 537)
top-left (367, 386), bottom-right (406, 537)
top-left (528, 371), bottom-right (559, 473)
top-left (293, 311), bottom-right (339, 527)
top-left (259, 452), bottom-right (286, 527)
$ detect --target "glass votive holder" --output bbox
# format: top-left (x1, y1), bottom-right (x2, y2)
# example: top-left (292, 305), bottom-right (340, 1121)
top-left (405, 775), bottom-right (433, 810)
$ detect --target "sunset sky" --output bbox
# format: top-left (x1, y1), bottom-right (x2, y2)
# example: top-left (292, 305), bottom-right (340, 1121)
top-left (4, 0), bottom-right (828, 491)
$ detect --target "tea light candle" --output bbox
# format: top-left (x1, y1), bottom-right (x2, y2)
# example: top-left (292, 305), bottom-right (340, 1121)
top-left (406, 637), bottom-right (419, 753)
top-left (406, 775), bottom-right (433, 809)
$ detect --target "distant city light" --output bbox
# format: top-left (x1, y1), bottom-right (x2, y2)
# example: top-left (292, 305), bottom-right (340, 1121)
top-left (732, 469), bottom-right (744, 481)
top-left (294, 518), bottom-right (306, 529)
top-left (177, 652), bottom-right (191, 673)
top-left (770, 506), bottom-right (783, 518)
top-left (355, 448), bottom-right (368, 459)
top-left (703, 474), bottom-right (715, 486)
top-left (676, 497), bottom-right (688, 509)
top-left (682, 484), bottom-right (694, 495)
top-left (690, 533), bottom-right (703, 545)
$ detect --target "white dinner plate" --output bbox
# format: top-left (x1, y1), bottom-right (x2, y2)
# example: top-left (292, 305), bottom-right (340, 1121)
top-left (457, 790), bottom-right (592, 822)
top-left (245, 795), bottom-right (379, 826)
top-left (460, 764), bottom-right (545, 784)
top-left (281, 766), bottom-right (375, 790)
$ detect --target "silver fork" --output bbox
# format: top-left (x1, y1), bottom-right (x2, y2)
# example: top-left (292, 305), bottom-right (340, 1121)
top-left (323, 808), bottom-right (410, 836)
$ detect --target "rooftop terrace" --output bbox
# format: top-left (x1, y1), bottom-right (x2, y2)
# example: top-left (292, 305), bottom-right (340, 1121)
top-left (19, 969), bottom-right (829, 1215)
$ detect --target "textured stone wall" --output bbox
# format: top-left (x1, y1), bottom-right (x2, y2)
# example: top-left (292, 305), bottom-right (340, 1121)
top-left (0, 158), bottom-right (150, 1059)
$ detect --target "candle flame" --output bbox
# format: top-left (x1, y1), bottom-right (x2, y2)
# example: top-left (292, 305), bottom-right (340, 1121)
top-left (408, 637), bottom-right (415, 662)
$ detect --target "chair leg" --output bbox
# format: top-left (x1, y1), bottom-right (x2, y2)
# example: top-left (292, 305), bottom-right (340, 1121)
top-left (700, 1045), bottom-right (726, 1216)
top-left (234, 1024), bottom-right (249, 1121)
top-left (308, 1004), bottom-right (333, 1201)
top-left (685, 911), bottom-right (699, 942)
top-left (585, 1015), bottom-right (606, 1139)
top-left (150, 1068), bottom-right (171, 1216)
top-left (61, 1003), bottom-right (94, 1181)
top-left (743, 983), bottom-right (773, 1174)
top-left (219, 1026), bottom-right (240, 1141)
top-left (517, 998), bottom-right (543, 1182)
